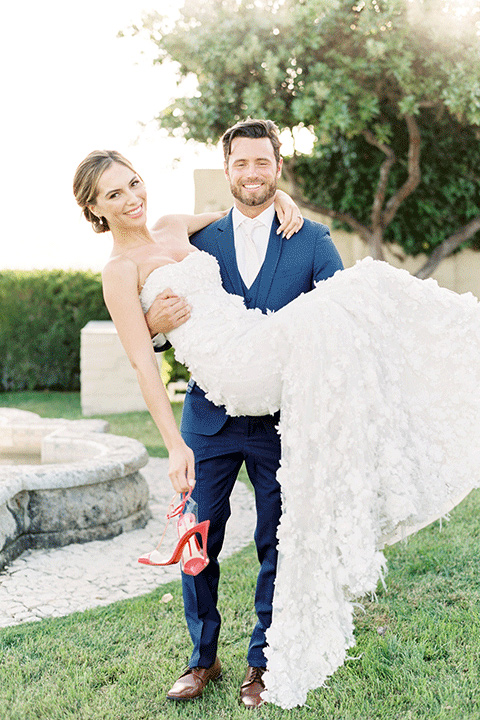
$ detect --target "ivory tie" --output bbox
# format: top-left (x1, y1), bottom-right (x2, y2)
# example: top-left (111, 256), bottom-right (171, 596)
top-left (242, 219), bottom-right (261, 288)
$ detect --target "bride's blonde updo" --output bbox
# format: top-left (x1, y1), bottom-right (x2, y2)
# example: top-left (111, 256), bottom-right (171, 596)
top-left (73, 150), bottom-right (137, 233)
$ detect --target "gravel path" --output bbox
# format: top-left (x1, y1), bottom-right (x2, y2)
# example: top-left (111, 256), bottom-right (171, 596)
top-left (0, 458), bottom-right (256, 627)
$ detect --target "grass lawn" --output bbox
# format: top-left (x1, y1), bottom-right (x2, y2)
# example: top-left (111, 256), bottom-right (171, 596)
top-left (1, 392), bottom-right (480, 719)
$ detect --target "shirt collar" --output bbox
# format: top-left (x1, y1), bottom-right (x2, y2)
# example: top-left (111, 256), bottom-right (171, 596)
top-left (232, 203), bottom-right (275, 231)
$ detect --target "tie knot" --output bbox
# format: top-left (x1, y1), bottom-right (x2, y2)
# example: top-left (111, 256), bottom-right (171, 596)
top-left (243, 218), bottom-right (260, 238)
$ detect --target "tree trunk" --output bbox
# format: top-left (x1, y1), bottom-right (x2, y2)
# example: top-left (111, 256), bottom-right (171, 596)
top-left (415, 217), bottom-right (480, 278)
top-left (369, 227), bottom-right (385, 260)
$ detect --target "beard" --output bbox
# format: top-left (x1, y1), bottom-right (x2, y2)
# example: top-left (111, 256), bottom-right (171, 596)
top-left (229, 177), bottom-right (277, 207)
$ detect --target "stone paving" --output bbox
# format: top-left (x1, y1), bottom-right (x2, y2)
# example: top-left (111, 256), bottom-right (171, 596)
top-left (0, 458), bottom-right (256, 627)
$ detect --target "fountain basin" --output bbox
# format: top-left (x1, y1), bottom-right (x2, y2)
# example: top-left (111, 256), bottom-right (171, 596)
top-left (0, 409), bottom-right (151, 570)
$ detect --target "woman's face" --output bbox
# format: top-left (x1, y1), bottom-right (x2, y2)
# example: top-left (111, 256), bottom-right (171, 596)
top-left (90, 162), bottom-right (147, 231)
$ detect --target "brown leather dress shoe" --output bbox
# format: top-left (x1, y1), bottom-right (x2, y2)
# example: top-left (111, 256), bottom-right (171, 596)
top-left (166, 657), bottom-right (222, 701)
top-left (239, 666), bottom-right (266, 709)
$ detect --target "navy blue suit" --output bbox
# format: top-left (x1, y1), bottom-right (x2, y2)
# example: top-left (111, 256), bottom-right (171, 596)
top-left (180, 209), bottom-right (343, 668)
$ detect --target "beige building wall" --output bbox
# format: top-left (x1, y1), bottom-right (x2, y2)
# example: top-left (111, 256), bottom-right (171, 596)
top-left (195, 168), bottom-right (480, 299)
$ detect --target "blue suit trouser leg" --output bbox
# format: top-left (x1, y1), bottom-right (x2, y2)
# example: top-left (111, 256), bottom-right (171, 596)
top-left (181, 416), bottom-right (281, 669)
top-left (180, 450), bottom-right (242, 668)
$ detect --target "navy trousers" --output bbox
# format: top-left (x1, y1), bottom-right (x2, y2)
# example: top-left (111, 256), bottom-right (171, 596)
top-left (181, 413), bottom-right (282, 669)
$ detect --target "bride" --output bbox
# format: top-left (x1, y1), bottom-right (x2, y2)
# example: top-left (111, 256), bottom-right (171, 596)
top-left (73, 150), bottom-right (480, 709)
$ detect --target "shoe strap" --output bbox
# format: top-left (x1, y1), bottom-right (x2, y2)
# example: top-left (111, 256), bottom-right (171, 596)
top-left (153, 488), bottom-right (194, 552)
top-left (166, 488), bottom-right (194, 519)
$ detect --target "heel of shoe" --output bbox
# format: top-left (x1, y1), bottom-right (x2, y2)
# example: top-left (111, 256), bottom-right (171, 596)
top-left (180, 520), bottom-right (210, 576)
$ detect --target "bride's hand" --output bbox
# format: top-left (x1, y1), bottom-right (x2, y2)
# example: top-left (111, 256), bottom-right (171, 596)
top-left (274, 189), bottom-right (304, 239)
top-left (168, 441), bottom-right (196, 494)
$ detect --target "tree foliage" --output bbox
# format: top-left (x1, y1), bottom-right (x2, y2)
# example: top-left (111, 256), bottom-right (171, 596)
top-left (295, 110), bottom-right (480, 256)
top-left (134, 0), bottom-right (480, 275)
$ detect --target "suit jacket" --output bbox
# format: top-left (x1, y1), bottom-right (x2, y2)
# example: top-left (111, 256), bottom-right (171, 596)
top-left (181, 210), bottom-right (344, 436)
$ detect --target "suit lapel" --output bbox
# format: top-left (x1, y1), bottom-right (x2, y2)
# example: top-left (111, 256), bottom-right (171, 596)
top-left (213, 211), bottom-right (245, 296)
top-left (255, 216), bottom-right (284, 309)
top-left (210, 211), bottom-right (284, 305)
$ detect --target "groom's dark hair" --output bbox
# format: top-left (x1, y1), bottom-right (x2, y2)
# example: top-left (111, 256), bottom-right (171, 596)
top-left (222, 119), bottom-right (282, 167)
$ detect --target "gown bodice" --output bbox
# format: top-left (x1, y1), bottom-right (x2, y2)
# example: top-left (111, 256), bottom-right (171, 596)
top-left (140, 250), bottom-right (285, 416)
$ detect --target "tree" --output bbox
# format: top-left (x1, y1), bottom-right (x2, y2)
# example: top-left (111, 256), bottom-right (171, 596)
top-left (133, 0), bottom-right (480, 276)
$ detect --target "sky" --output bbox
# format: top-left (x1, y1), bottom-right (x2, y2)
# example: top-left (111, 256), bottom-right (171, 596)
top-left (0, 0), bottom-right (224, 271)
top-left (5, 1), bottom-right (475, 273)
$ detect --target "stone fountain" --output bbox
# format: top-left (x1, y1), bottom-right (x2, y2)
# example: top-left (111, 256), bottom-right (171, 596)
top-left (0, 408), bottom-right (151, 570)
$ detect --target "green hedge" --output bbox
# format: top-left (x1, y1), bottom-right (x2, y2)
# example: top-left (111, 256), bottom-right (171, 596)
top-left (0, 270), bottom-right (110, 392)
top-left (0, 269), bottom-right (189, 393)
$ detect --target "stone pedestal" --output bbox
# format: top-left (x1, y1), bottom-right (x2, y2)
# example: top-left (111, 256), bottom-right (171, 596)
top-left (80, 320), bottom-right (163, 416)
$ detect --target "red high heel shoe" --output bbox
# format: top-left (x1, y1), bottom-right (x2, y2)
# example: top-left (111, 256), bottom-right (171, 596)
top-left (177, 512), bottom-right (210, 576)
top-left (138, 489), bottom-right (210, 576)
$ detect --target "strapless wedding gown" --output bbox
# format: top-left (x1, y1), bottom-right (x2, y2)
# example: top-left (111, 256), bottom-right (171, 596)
top-left (140, 250), bottom-right (480, 708)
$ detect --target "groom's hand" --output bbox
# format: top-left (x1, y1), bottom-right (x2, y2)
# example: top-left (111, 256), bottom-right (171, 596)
top-left (145, 288), bottom-right (191, 337)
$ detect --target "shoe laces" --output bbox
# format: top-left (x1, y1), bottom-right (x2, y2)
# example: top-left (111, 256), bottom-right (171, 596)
top-left (245, 666), bottom-right (265, 686)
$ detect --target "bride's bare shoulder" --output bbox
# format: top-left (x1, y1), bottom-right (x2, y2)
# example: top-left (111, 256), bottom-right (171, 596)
top-left (150, 214), bottom-right (185, 234)
top-left (102, 254), bottom-right (137, 286)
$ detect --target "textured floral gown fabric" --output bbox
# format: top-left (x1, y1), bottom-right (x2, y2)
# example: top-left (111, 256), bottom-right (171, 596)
top-left (140, 250), bottom-right (480, 708)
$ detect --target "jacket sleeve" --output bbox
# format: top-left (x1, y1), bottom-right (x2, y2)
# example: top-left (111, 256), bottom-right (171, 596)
top-left (312, 223), bottom-right (344, 285)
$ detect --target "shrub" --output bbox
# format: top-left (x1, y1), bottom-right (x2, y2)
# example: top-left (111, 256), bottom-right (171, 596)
top-left (0, 270), bottom-right (190, 392)
top-left (0, 270), bottom-right (109, 391)
top-left (162, 346), bottom-right (191, 385)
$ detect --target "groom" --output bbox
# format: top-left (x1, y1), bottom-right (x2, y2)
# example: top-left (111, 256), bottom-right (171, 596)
top-left (147, 119), bottom-right (343, 707)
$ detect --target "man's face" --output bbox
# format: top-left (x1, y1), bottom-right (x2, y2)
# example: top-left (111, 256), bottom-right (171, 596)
top-left (225, 136), bottom-right (282, 213)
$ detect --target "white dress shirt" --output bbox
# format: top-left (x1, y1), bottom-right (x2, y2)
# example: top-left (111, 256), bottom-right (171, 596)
top-left (232, 204), bottom-right (275, 288)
